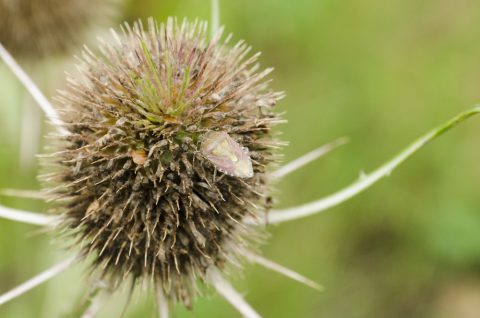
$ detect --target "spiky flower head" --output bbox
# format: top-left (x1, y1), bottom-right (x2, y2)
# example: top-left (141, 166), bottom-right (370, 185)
top-left (46, 18), bottom-right (283, 307)
top-left (0, 0), bottom-right (112, 59)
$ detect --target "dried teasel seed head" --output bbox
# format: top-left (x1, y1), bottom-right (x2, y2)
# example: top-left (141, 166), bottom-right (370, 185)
top-left (0, 0), bottom-right (114, 59)
top-left (45, 17), bottom-right (284, 307)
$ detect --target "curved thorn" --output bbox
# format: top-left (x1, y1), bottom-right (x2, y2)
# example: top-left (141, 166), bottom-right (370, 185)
top-left (0, 204), bottom-right (58, 226)
top-left (207, 267), bottom-right (261, 318)
top-left (243, 251), bottom-right (323, 291)
top-left (211, 0), bottom-right (220, 38)
top-left (248, 107), bottom-right (480, 225)
top-left (155, 283), bottom-right (169, 318)
top-left (0, 255), bottom-right (77, 306)
top-left (0, 42), bottom-right (68, 135)
top-left (272, 137), bottom-right (349, 179)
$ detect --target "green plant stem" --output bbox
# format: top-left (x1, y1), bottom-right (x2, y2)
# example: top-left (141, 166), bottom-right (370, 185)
top-left (252, 106), bottom-right (480, 225)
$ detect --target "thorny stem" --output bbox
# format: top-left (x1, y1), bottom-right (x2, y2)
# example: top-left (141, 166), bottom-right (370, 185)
top-left (19, 94), bottom-right (42, 168)
top-left (272, 137), bottom-right (348, 179)
top-left (0, 255), bottom-right (77, 306)
top-left (0, 204), bottom-right (58, 226)
top-left (207, 267), bottom-right (261, 318)
top-left (0, 188), bottom-right (45, 200)
top-left (211, 0), bottom-right (220, 38)
top-left (155, 283), bottom-right (169, 318)
top-left (250, 106), bottom-right (480, 225)
top-left (243, 250), bottom-right (323, 290)
top-left (0, 42), bottom-right (68, 135)
top-left (81, 289), bottom-right (110, 318)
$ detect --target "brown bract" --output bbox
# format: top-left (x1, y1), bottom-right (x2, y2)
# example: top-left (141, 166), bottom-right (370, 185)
top-left (44, 18), bottom-right (284, 307)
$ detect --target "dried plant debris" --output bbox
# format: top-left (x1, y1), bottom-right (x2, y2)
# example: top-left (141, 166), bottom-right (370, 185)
top-left (0, 0), bottom-right (114, 59)
top-left (44, 18), bottom-right (284, 307)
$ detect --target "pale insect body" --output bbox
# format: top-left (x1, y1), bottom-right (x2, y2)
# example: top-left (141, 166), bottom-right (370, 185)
top-left (200, 131), bottom-right (254, 179)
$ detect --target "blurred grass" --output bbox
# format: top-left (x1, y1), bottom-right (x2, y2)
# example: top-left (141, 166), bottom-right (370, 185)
top-left (1, 0), bottom-right (480, 317)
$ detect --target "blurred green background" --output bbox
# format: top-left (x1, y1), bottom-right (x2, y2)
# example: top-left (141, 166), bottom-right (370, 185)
top-left (1, 0), bottom-right (480, 317)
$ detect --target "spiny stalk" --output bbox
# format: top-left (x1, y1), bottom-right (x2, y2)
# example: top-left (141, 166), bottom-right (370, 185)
top-left (258, 106), bottom-right (480, 224)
